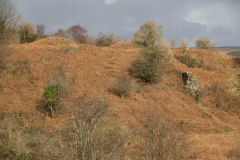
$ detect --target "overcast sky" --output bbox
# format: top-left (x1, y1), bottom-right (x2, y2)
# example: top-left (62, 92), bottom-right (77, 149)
top-left (15, 0), bottom-right (240, 46)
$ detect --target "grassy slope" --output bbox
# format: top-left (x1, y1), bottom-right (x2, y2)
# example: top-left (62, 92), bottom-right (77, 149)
top-left (1, 37), bottom-right (240, 159)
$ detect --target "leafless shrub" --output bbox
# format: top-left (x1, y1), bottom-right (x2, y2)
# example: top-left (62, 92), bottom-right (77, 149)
top-left (67, 25), bottom-right (87, 43)
top-left (0, 110), bottom-right (76, 159)
top-left (70, 96), bottom-right (126, 160)
top-left (95, 32), bottom-right (117, 47)
top-left (111, 74), bottom-right (133, 98)
top-left (36, 24), bottom-right (46, 35)
top-left (0, 0), bottom-right (20, 44)
top-left (145, 114), bottom-right (191, 160)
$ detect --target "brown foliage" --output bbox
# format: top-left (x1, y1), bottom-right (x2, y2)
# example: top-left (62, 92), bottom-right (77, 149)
top-left (67, 25), bottom-right (87, 43)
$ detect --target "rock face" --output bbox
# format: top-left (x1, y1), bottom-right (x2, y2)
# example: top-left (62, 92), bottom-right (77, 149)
top-left (182, 72), bottom-right (200, 103)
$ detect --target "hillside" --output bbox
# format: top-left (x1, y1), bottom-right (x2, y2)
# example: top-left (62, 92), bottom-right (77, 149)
top-left (0, 37), bottom-right (240, 159)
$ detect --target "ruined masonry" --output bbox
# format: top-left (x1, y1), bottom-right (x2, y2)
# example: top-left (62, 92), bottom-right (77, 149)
top-left (182, 72), bottom-right (201, 104)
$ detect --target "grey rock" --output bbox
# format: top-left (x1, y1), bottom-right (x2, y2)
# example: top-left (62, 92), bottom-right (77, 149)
top-left (182, 72), bottom-right (201, 103)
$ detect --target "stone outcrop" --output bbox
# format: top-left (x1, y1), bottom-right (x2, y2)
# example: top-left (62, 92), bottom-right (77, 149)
top-left (182, 72), bottom-right (200, 103)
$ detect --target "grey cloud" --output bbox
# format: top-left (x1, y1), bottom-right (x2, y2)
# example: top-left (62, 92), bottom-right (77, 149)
top-left (15, 0), bottom-right (240, 46)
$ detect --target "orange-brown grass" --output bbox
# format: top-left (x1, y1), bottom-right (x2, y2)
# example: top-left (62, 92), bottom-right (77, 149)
top-left (0, 37), bottom-right (240, 159)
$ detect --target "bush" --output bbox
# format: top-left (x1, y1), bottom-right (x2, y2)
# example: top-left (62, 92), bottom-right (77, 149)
top-left (44, 85), bottom-right (59, 106)
top-left (131, 48), bottom-right (164, 83)
top-left (67, 25), bottom-right (87, 43)
top-left (20, 22), bottom-right (37, 43)
top-left (195, 37), bottom-right (217, 50)
top-left (145, 114), bottom-right (190, 160)
top-left (95, 32), bottom-right (116, 47)
top-left (134, 20), bottom-right (163, 48)
top-left (175, 54), bottom-right (203, 68)
top-left (43, 85), bottom-right (59, 117)
top-left (179, 41), bottom-right (187, 53)
top-left (111, 75), bottom-right (132, 98)
top-left (70, 96), bottom-right (126, 159)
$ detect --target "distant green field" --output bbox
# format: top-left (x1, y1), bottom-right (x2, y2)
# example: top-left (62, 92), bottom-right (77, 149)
top-left (227, 51), bottom-right (240, 56)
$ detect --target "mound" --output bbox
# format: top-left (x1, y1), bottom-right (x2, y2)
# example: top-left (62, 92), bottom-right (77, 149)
top-left (0, 39), bottom-right (240, 159)
top-left (34, 36), bottom-right (77, 46)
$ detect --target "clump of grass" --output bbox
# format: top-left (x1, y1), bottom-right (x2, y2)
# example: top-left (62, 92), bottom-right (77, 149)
top-left (57, 45), bottom-right (79, 54)
top-left (111, 74), bottom-right (133, 98)
top-left (223, 126), bottom-right (233, 133)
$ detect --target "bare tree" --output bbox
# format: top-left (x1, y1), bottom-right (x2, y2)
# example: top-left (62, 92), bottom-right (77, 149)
top-left (67, 25), bottom-right (87, 43)
top-left (0, 0), bottom-right (20, 44)
top-left (36, 24), bottom-right (46, 35)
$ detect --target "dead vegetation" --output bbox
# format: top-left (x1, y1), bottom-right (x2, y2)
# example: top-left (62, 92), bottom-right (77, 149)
top-left (0, 36), bottom-right (239, 160)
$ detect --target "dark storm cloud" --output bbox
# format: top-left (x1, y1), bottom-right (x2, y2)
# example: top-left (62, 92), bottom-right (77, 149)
top-left (15, 0), bottom-right (240, 46)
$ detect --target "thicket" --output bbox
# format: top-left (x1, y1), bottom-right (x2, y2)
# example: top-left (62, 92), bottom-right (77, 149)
top-left (195, 37), bottom-right (217, 50)
top-left (94, 32), bottom-right (117, 47)
top-left (19, 22), bottom-right (38, 43)
top-left (175, 54), bottom-right (203, 68)
top-left (0, 0), bottom-right (20, 44)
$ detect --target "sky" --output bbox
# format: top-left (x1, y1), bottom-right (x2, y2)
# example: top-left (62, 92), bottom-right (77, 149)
top-left (15, 0), bottom-right (240, 46)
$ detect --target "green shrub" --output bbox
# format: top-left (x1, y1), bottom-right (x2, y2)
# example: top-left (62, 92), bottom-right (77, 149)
top-left (44, 85), bottom-right (59, 106)
top-left (19, 22), bottom-right (37, 43)
top-left (131, 48), bottom-right (164, 83)
top-left (175, 54), bottom-right (203, 68)
top-left (43, 85), bottom-right (59, 117)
